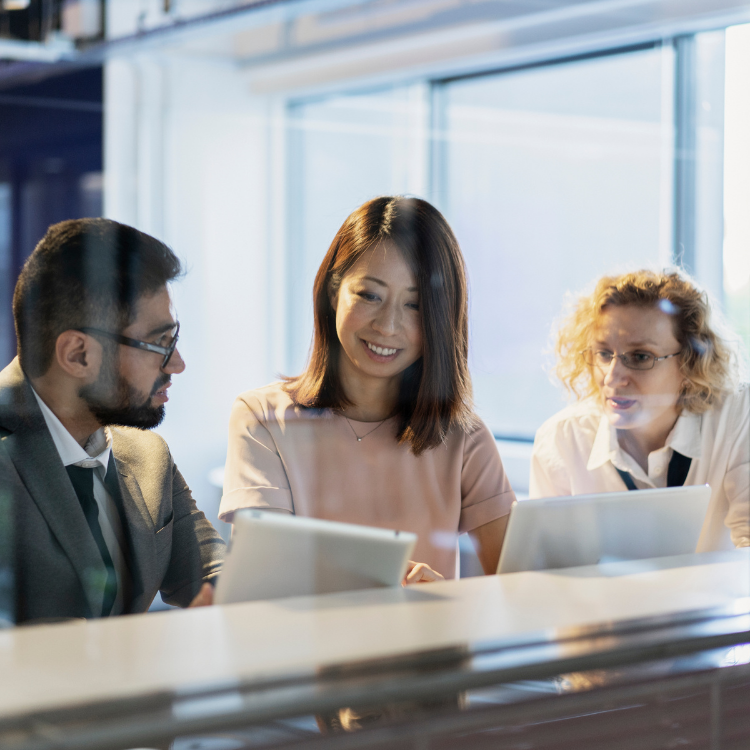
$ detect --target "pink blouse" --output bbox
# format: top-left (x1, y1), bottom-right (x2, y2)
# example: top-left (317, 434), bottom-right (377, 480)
top-left (219, 383), bottom-right (515, 578)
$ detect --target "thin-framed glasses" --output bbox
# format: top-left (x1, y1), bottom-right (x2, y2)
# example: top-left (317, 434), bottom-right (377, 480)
top-left (581, 348), bottom-right (681, 371)
top-left (77, 322), bottom-right (180, 368)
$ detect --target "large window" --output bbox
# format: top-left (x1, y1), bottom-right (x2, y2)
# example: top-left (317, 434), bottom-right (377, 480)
top-left (286, 86), bottom-right (427, 375)
top-left (724, 24), bottom-right (750, 353)
top-left (286, 29), bottom-right (747, 448)
top-left (435, 46), bottom-right (674, 438)
top-left (287, 47), bottom-right (676, 440)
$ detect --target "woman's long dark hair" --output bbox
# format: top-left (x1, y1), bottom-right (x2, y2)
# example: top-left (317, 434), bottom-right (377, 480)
top-left (284, 196), bottom-right (475, 455)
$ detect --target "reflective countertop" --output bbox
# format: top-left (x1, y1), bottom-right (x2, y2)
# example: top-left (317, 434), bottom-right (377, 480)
top-left (1, 549), bottom-right (748, 719)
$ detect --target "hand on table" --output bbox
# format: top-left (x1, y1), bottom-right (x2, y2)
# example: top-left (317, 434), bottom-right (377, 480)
top-left (188, 582), bottom-right (214, 607)
top-left (402, 560), bottom-right (444, 585)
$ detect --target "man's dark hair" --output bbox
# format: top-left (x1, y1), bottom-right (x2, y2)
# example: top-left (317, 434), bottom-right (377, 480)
top-left (13, 218), bottom-right (182, 378)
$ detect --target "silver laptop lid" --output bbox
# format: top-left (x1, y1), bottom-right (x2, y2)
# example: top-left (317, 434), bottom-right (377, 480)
top-left (215, 510), bottom-right (417, 604)
top-left (497, 485), bottom-right (712, 575)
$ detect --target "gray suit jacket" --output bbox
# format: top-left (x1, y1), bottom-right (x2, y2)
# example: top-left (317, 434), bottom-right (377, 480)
top-left (0, 358), bottom-right (225, 624)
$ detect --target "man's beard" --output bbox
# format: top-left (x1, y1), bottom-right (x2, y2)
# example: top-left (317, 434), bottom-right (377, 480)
top-left (80, 358), bottom-right (168, 430)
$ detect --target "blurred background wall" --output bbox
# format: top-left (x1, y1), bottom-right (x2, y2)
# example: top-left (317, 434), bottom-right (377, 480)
top-left (1, 0), bottom-right (748, 548)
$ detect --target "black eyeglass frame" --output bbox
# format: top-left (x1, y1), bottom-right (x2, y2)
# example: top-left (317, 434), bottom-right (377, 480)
top-left (77, 322), bottom-right (180, 368)
top-left (581, 348), bottom-right (681, 371)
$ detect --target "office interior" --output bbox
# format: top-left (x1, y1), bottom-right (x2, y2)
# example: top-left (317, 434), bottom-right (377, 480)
top-left (1, 0), bottom-right (749, 748)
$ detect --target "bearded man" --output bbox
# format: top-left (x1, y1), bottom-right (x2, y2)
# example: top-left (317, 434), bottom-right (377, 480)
top-left (0, 218), bottom-right (224, 624)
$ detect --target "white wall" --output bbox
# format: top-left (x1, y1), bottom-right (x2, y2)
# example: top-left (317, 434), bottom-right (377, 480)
top-left (105, 49), bottom-right (282, 536)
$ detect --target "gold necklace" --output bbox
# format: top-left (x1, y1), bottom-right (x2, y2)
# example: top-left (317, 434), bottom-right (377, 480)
top-left (343, 415), bottom-right (387, 442)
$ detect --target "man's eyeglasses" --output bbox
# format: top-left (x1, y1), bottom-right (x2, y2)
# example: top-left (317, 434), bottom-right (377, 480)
top-left (582, 348), bottom-right (681, 371)
top-left (77, 322), bottom-right (180, 369)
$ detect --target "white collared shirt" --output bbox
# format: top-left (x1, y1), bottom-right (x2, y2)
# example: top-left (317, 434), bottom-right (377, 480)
top-left (529, 385), bottom-right (750, 552)
top-left (31, 388), bottom-right (129, 615)
top-left (585, 406), bottom-right (703, 490)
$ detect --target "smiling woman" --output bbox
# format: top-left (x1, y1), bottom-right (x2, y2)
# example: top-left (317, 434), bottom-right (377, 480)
top-left (530, 269), bottom-right (749, 552)
top-left (331, 242), bottom-right (423, 416)
top-left (219, 197), bottom-right (516, 580)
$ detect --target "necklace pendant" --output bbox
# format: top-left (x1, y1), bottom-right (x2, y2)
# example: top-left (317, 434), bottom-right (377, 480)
top-left (357, 437), bottom-right (362, 442)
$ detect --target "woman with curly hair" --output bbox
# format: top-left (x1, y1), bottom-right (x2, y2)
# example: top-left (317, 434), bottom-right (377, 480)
top-left (530, 269), bottom-right (749, 551)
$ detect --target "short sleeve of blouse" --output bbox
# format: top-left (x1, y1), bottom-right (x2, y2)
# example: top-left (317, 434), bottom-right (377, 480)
top-left (458, 420), bottom-right (516, 533)
top-left (219, 392), bottom-right (294, 522)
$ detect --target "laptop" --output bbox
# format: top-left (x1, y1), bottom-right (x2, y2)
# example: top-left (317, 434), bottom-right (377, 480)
top-left (214, 510), bottom-right (417, 605)
top-left (497, 485), bottom-right (712, 575)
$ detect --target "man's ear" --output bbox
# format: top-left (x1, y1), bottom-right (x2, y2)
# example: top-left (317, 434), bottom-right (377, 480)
top-left (55, 331), bottom-right (101, 381)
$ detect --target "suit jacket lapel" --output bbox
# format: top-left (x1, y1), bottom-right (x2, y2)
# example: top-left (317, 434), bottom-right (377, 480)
top-left (103, 453), bottom-right (137, 611)
top-left (0, 360), bottom-right (106, 618)
top-left (108, 435), bottom-right (157, 614)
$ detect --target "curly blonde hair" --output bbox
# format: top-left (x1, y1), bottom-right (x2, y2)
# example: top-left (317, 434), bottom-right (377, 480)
top-left (554, 269), bottom-right (742, 414)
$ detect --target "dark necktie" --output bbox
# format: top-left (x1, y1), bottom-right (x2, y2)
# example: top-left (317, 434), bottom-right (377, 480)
top-left (66, 465), bottom-right (118, 617)
top-left (616, 450), bottom-right (693, 491)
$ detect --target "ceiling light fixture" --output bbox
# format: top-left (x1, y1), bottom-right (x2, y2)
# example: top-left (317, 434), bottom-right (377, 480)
top-left (2, 0), bottom-right (32, 11)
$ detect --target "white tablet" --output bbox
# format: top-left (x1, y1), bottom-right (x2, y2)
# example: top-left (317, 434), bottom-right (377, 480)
top-left (497, 485), bottom-right (712, 575)
top-left (214, 510), bottom-right (417, 605)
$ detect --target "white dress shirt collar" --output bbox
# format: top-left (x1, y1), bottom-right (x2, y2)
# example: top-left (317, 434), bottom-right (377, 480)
top-left (587, 407), bottom-right (703, 474)
top-left (30, 387), bottom-right (112, 472)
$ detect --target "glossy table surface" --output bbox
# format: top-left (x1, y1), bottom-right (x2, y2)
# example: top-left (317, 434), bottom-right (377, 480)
top-left (1, 549), bottom-right (748, 720)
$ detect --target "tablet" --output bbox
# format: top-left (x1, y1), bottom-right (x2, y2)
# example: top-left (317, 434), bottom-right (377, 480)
top-left (497, 485), bottom-right (712, 574)
top-left (214, 510), bottom-right (417, 604)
